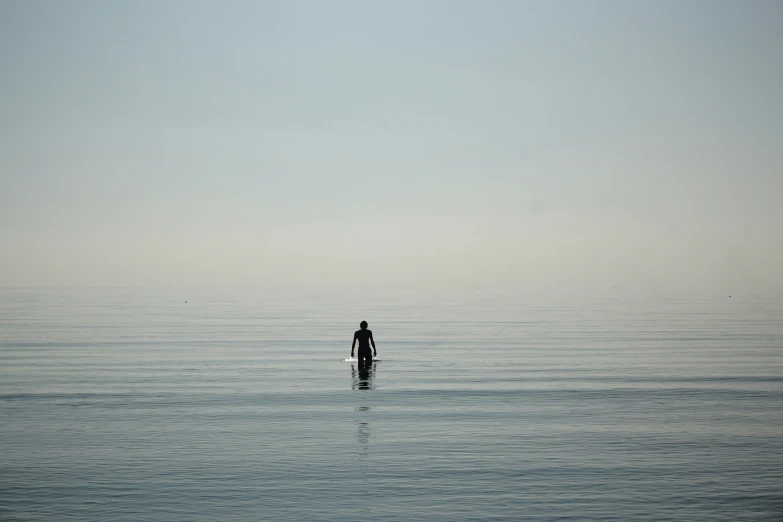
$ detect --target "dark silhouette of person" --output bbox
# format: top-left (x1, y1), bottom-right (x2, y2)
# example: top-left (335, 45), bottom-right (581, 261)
top-left (351, 321), bottom-right (377, 366)
top-left (351, 363), bottom-right (374, 391)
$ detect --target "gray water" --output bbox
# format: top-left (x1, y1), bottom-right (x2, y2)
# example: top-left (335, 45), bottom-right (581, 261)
top-left (1, 287), bottom-right (781, 521)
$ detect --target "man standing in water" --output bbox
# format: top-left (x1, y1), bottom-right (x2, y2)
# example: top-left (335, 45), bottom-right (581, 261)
top-left (351, 321), bottom-right (377, 364)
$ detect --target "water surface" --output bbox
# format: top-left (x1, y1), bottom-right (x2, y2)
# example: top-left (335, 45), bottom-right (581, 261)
top-left (1, 288), bottom-right (781, 521)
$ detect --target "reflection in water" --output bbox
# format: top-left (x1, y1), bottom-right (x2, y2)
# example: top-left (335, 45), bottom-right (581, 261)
top-left (351, 360), bottom-right (376, 391)
top-left (352, 362), bottom-right (375, 478)
top-left (356, 405), bottom-right (371, 492)
top-left (356, 407), bottom-right (371, 456)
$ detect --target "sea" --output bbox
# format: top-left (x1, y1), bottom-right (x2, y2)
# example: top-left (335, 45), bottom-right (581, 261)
top-left (1, 287), bottom-right (781, 521)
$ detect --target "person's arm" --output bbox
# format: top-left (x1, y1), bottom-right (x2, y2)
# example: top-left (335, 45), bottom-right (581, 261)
top-left (351, 333), bottom-right (357, 357)
top-left (370, 331), bottom-right (377, 356)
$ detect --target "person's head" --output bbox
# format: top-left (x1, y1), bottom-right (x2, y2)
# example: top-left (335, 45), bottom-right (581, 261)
top-left (360, 321), bottom-right (368, 330)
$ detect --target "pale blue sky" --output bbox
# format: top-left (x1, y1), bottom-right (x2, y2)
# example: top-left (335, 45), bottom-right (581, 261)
top-left (1, 1), bottom-right (781, 289)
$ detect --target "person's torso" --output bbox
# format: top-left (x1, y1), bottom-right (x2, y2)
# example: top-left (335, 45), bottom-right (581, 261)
top-left (355, 329), bottom-right (372, 349)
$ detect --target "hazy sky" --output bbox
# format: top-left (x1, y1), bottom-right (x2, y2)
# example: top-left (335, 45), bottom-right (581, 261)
top-left (1, 1), bottom-right (781, 290)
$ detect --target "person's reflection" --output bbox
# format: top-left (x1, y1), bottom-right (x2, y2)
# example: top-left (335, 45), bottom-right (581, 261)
top-left (355, 405), bottom-right (371, 473)
top-left (356, 407), bottom-right (371, 444)
top-left (351, 359), bottom-right (376, 391)
top-left (352, 364), bottom-right (374, 478)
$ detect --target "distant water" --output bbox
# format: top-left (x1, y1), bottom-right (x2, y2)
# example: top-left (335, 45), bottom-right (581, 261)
top-left (1, 287), bottom-right (781, 521)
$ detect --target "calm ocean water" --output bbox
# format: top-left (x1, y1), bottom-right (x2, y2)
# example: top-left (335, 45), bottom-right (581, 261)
top-left (1, 287), bottom-right (781, 521)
